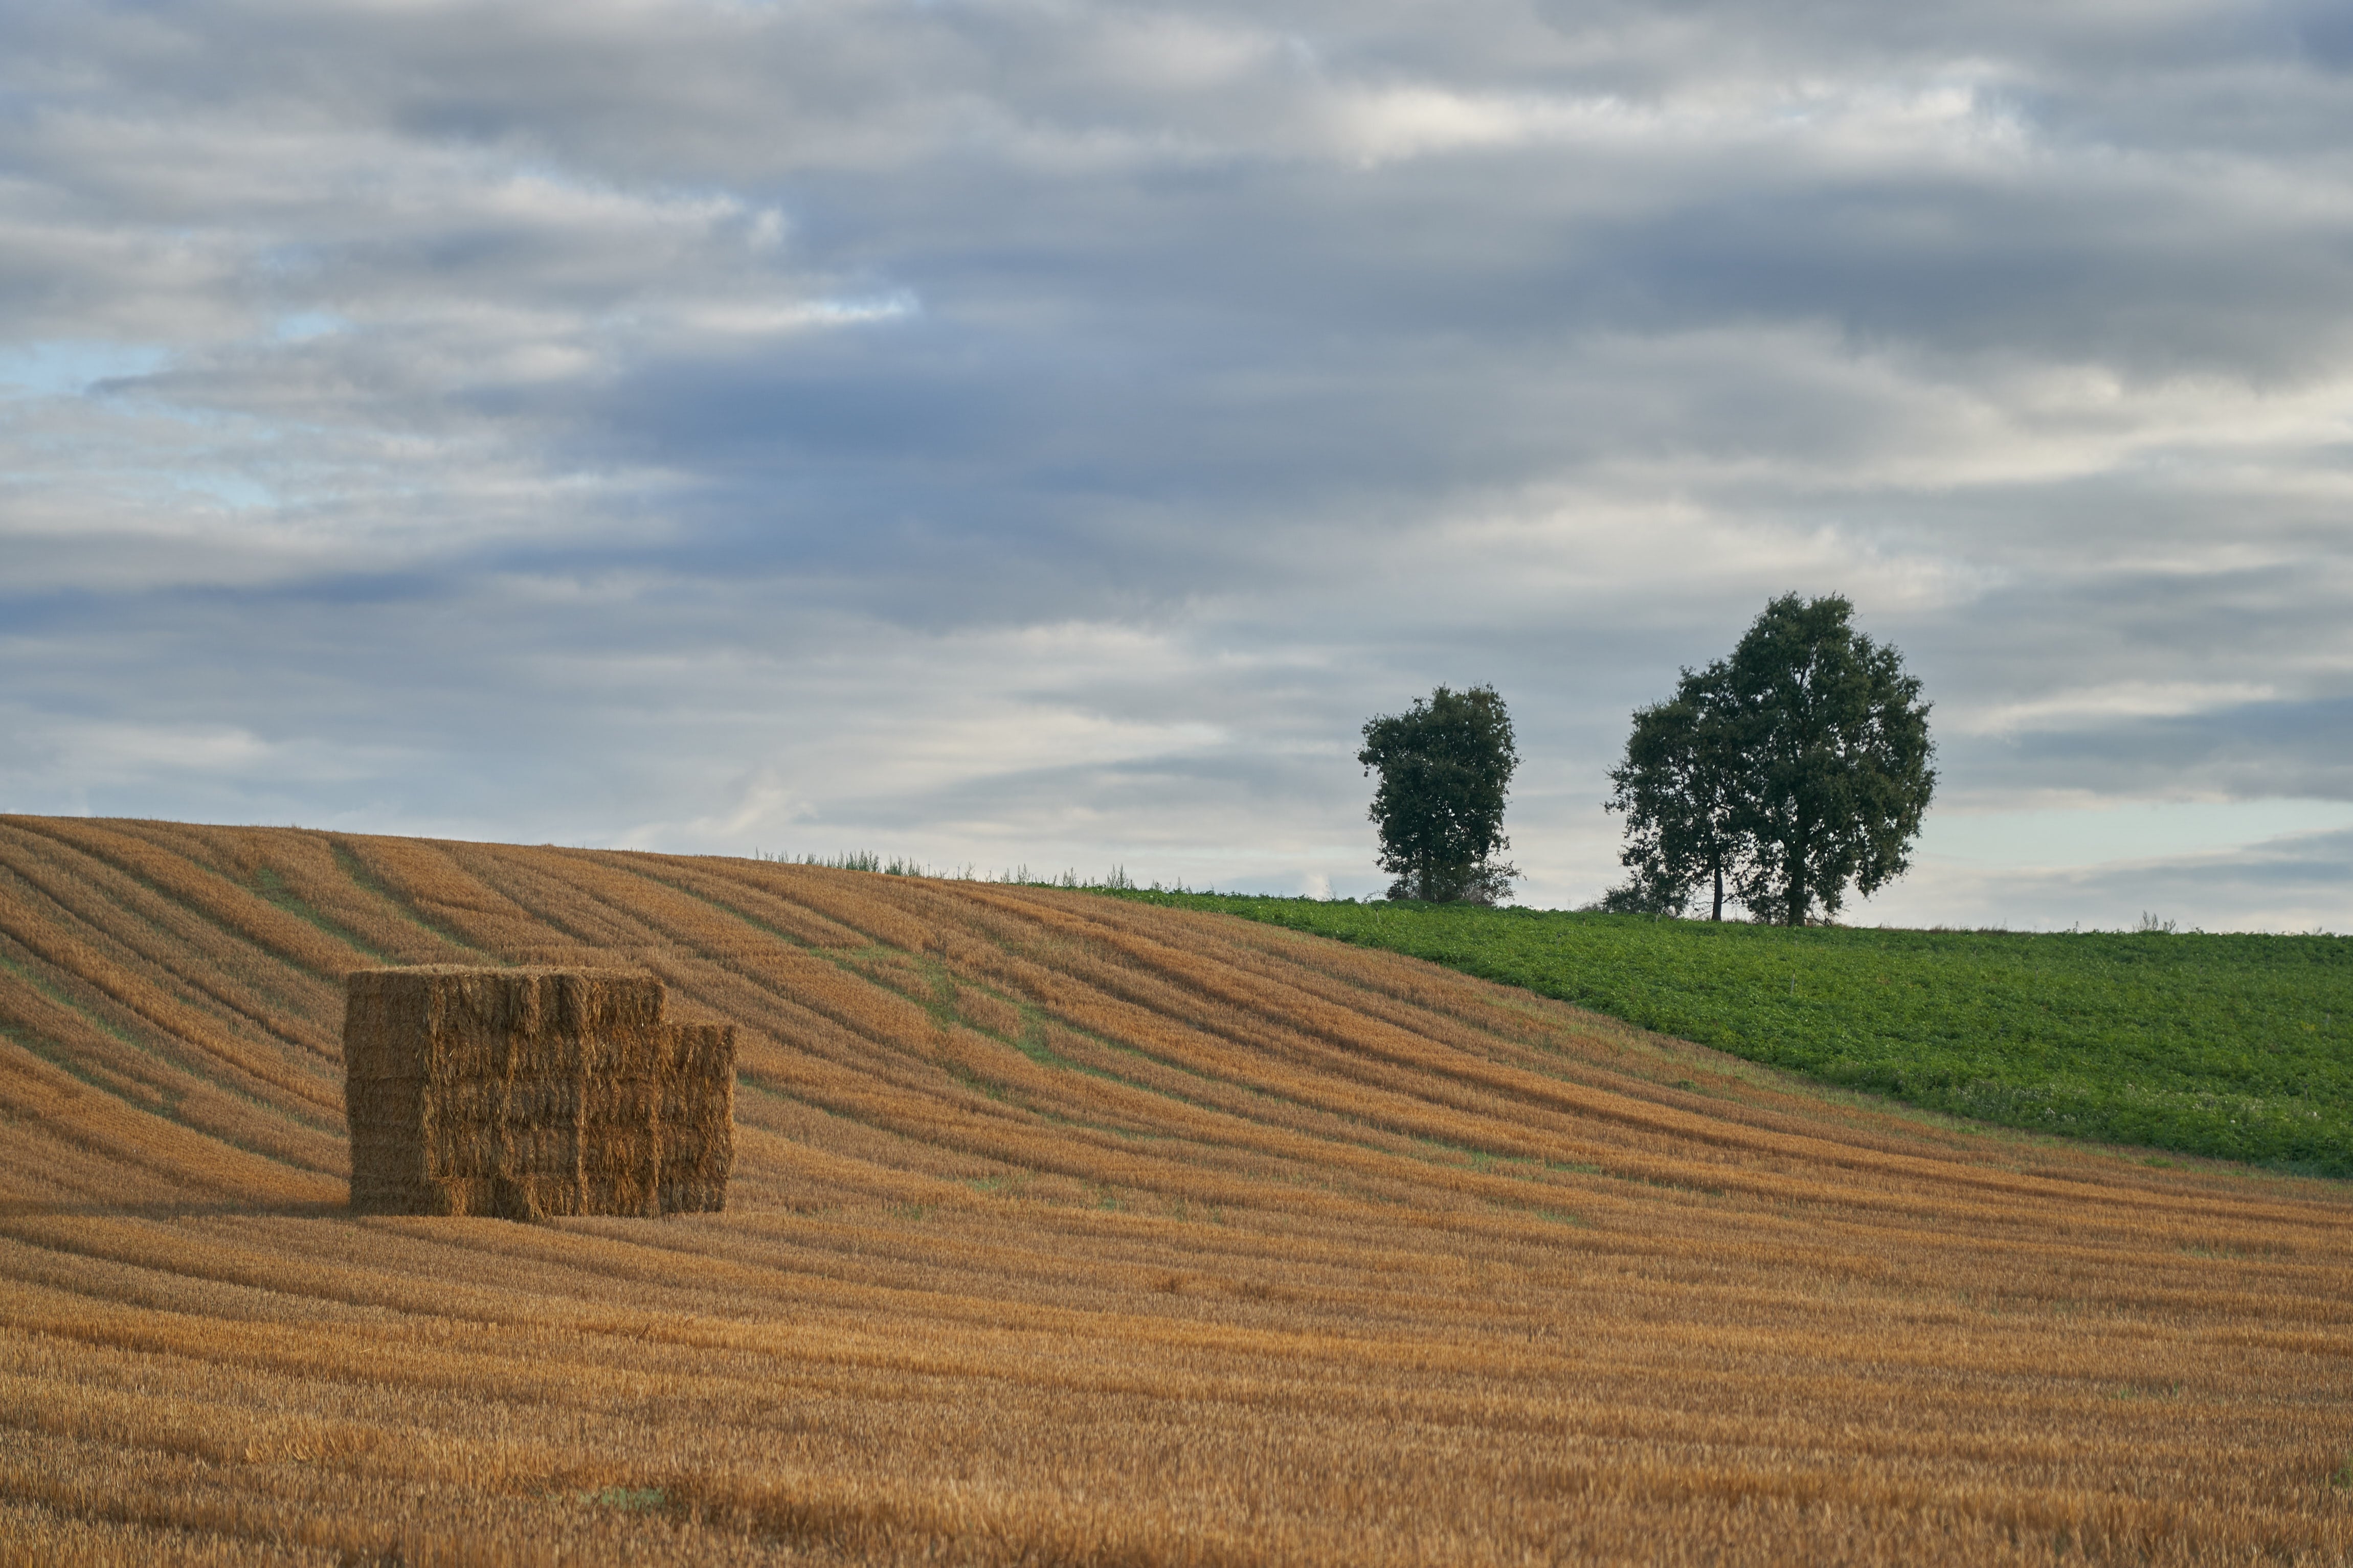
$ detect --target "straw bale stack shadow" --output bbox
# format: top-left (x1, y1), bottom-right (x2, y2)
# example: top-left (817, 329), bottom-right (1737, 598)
top-left (344, 966), bottom-right (734, 1220)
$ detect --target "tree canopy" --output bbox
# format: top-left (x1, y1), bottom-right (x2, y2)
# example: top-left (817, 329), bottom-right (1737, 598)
top-left (1359, 684), bottom-right (1520, 904)
top-left (1605, 595), bottom-right (1934, 925)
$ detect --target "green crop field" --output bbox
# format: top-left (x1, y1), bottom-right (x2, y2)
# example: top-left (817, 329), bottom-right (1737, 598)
top-left (1109, 893), bottom-right (2353, 1177)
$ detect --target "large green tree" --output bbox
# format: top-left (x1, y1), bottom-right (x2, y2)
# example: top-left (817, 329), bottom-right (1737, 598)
top-left (1606, 595), bottom-right (1935, 925)
top-left (1359, 684), bottom-right (1520, 904)
top-left (1723, 594), bottom-right (1935, 925)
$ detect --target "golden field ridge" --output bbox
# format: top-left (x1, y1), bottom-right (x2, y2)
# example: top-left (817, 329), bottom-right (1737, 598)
top-left (0, 815), bottom-right (2348, 1564)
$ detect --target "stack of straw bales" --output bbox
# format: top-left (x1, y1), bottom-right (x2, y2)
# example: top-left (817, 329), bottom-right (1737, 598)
top-left (344, 966), bottom-right (734, 1219)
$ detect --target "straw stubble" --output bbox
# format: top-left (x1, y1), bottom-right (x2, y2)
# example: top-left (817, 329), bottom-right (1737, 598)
top-left (11, 821), bottom-right (2353, 1566)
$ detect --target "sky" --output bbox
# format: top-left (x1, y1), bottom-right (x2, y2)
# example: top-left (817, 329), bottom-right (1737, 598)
top-left (3, 0), bottom-right (2350, 930)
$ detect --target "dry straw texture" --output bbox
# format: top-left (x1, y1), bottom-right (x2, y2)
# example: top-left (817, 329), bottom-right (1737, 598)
top-left (343, 966), bottom-right (734, 1220)
top-left (0, 815), bottom-right (2350, 1564)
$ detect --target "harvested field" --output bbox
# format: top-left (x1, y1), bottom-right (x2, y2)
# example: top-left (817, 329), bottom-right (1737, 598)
top-left (0, 815), bottom-right (2349, 1565)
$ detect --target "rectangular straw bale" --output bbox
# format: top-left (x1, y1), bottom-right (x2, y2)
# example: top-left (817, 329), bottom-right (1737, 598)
top-left (343, 965), bottom-right (734, 1219)
top-left (658, 1022), bottom-right (736, 1214)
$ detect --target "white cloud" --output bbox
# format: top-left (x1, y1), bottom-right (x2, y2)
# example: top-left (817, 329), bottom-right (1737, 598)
top-left (1914, 797), bottom-right (2353, 869)
top-left (1954, 680), bottom-right (2286, 735)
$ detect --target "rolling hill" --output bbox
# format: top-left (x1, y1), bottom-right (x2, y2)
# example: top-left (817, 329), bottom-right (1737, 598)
top-left (1, 816), bottom-right (2349, 1565)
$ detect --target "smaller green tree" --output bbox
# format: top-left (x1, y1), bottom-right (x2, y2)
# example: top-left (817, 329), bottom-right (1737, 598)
top-left (1603, 660), bottom-right (1748, 921)
top-left (1359, 685), bottom-right (1520, 904)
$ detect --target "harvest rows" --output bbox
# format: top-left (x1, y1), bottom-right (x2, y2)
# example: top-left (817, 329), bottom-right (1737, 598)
top-left (1, 815), bottom-right (2349, 1564)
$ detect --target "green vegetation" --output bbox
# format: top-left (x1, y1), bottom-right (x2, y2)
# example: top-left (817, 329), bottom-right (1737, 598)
top-left (1107, 893), bottom-right (2353, 1177)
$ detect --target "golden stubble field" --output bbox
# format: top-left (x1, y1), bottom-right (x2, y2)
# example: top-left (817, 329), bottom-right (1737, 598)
top-left (0, 814), bottom-right (2348, 1565)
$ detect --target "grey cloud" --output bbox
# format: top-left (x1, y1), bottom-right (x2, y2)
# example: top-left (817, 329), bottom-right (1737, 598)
top-left (1988, 699), bottom-right (2353, 802)
top-left (1870, 827), bottom-right (2353, 934)
top-left (4, 0), bottom-right (2351, 926)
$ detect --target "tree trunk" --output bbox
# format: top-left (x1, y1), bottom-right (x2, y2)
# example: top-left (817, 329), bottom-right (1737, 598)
top-left (1710, 860), bottom-right (1724, 922)
top-left (1786, 824), bottom-right (1808, 926)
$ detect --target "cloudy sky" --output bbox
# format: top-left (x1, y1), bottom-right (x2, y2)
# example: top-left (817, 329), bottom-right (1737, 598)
top-left (4, 0), bottom-right (2350, 929)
